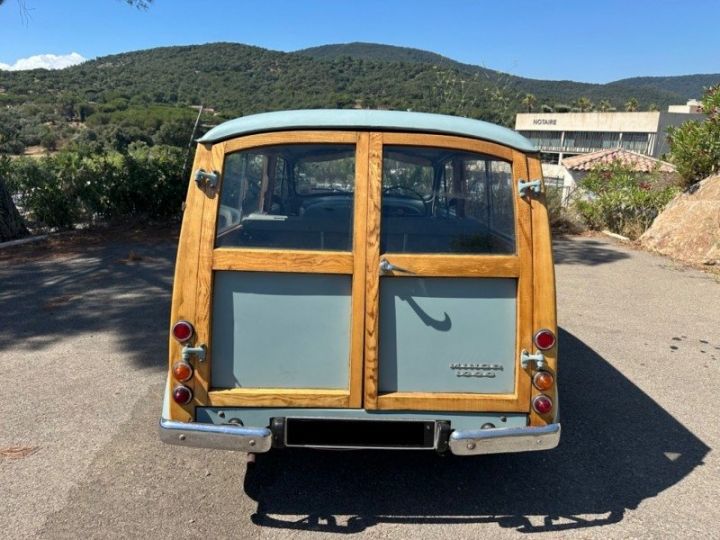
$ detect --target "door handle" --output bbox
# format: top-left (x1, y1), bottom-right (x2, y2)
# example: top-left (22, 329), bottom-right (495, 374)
top-left (379, 258), bottom-right (414, 275)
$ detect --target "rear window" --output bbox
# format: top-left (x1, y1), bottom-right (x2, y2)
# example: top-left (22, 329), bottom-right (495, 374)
top-left (381, 146), bottom-right (515, 254)
top-left (216, 144), bottom-right (355, 251)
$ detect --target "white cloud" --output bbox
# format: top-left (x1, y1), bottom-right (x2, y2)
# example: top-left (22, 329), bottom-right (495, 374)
top-left (0, 52), bottom-right (87, 71)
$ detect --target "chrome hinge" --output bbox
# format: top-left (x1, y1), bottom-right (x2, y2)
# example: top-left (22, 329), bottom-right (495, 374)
top-left (521, 349), bottom-right (546, 370)
top-left (518, 179), bottom-right (542, 197)
top-left (195, 169), bottom-right (219, 191)
top-left (182, 344), bottom-right (207, 363)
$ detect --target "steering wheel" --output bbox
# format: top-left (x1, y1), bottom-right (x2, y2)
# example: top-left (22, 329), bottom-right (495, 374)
top-left (382, 185), bottom-right (429, 214)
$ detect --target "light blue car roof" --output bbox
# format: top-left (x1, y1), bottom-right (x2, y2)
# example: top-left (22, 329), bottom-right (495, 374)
top-left (197, 109), bottom-right (536, 152)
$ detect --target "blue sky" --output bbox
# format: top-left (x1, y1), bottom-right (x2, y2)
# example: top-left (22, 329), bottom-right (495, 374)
top-left (1, 0), bottom-right (719, 82)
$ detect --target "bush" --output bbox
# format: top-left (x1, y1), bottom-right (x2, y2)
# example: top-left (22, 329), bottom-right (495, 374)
top-left (546, 187), bottom-right (584, 234)
top-left (667, 86), bottom-right (720, 186)
top-left (573, 162), bottom-right (678, 240)
top-left (5, 144), bottom-right (186, 229)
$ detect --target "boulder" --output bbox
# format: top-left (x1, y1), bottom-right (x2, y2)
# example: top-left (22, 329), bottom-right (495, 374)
top-left (640, 175), bottom-right (720, 266)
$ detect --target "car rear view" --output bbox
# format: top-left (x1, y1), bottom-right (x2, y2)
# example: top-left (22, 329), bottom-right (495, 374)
top-left (160, 110), bottom-right (560, 455)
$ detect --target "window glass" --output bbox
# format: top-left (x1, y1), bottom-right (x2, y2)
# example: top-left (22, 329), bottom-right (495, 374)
top-left (381, 146), bottom-right (515, 254)
top-left (216, 144), bottom-right (355, 250)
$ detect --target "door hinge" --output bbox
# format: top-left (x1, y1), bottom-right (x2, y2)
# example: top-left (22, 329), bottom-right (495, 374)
top-left (521, 349), bottom-right (546, 370)
top-left (195, 169), bottom-right (219, 192)
top-left (182, 344), bottom-right (206, 362)
top-left (518, 179), bottom-right (542, 197)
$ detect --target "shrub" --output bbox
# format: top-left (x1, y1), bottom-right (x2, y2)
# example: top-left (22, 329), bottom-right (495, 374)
top-left (573, 162), bottom-right (678, 240)
top-left (5, 144), bottom-right (186, 229)
top-left (545, 187), bottom-right (584, 234)
top-left (667, 85), bottom-right (720, 186)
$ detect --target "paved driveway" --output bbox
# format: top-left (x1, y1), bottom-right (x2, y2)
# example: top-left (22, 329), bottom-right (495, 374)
top-left (1, 234), bottom-right (717, 539)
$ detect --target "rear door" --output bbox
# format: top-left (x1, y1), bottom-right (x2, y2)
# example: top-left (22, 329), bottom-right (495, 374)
top-left (190, 131), bottom-right (370, 411)
top-left (363, 133), bottom-right (533, 412)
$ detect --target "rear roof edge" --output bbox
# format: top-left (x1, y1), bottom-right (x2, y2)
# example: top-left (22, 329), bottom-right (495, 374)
top-left (197, 109), bottom-right (537, 152)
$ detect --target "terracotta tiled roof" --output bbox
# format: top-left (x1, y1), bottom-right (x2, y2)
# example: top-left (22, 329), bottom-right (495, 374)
top-left (562, 148), bottom-right (676, 173)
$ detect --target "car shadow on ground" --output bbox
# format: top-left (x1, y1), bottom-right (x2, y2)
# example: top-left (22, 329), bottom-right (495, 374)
top-left (244, 327), bottom-right (710, 534)
top-left (553, 236), bottom-right (631, 266)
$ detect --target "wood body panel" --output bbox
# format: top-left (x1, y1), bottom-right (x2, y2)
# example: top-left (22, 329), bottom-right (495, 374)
top-left (511, 151), bottom-right (534, 411)
top-left (527, 155), bottom-right (558, 426)
top-left (222, 131), bottom-right (358, 155)
top-left (212, 249), bottom-right (353, 274)
top-left (376, 392), bottom-right (527, 412)
top-left (361, 133), bottom-right (384, 409)
top-left (349, 133), bottom-right (371, 407)
top-left (167, 144), bottom-right (215, 421)
top-left (376, 254), bottom-right (520, 277)
top-left (381, 132), bottom-right (514, 161)
top-left (208, 389), bottom-right (350, 408)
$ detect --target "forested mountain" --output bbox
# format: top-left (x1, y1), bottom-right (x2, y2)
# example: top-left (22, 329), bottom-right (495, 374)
top-left (0, 41), bottom-right (717, 156)
top-left (609, 74), bottom-right (719, 101)
top-left (298, 42), bottom-right (466, 68)
top-left (297, 42), bottom-right (716, 102)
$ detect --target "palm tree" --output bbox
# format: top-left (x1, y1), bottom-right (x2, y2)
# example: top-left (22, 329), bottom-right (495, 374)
top-left (625, 98), bottom-right (639, 112)
top-left (521, 93), bottom-right (537, 113)
top-left (597, 100), bottom-right (612, 112)
top-left (648, 103), bottom-right (659, 111)
top-left (575, 97), bottom-right (594, 112)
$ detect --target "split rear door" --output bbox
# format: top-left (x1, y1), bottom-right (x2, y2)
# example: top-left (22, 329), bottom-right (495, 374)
top-left (168, 131), bottom-right (534, 421)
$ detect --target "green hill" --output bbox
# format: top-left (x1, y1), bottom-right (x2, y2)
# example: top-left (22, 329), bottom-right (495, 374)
top-left (609, 74), bottom-right (719, 100)
top-left (295, 42), bottom-right (697, 105)
top-left (0, 41), bottom-right (715, 156)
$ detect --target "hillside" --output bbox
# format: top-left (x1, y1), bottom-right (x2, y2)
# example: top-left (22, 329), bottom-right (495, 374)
top-left (297, 42), bottom-right (465, 68)
top-left (296, 42), bottom-right (703, 103)
top-left (610, 74), bottom-right (720, 100)
top-left (0, 41), bottom-right (716, 156)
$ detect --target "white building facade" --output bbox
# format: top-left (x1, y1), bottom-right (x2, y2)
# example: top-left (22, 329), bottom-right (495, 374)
top-left (515, 109), bottom-right (703, 164)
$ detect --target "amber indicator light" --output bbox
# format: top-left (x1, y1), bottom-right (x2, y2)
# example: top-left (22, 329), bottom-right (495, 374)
top-left (172, 361), bottom-right (193, 382)
top-left (533, 371), bottom-right (555, 391)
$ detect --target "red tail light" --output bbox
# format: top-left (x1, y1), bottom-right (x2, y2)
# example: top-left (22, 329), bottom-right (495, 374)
top-left (173, 385), bottom-right (193, 405)
top-left (534, 329), bottom-right (556, 350)
top-left (532, 394), bottom-right (553, 415)
top-left (172, 361), bottom-right (193, 382)
top-left (172, 320), bottom-right (194, 343)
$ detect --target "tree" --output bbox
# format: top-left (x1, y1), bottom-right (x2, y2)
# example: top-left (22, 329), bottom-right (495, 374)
top-left (625, 98), bottom-right (639, 112)
top-left (648, 103), bottom-right (659, 111)
top-left (575, 97), bottom-right (594, 112)
top-left (597, 99), bottom-right (612, 112)
top-left (667, 85), bottom-right (720, 186)
top-left (521, 93), bottom-right (537, 113)
top-left (0, 158), bottom-right (29, 241)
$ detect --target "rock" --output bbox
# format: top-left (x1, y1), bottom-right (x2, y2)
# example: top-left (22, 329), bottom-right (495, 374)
top-left (640, 175), bottom-right (720, 266)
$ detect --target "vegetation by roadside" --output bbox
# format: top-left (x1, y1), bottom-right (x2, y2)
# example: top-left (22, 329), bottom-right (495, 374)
top-left (667, 85), bottom-right (720, 186)
top-left (1, 143), bottom-right (185, 230)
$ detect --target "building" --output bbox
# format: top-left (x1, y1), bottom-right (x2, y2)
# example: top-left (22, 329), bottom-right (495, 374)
top-left (515, 104), bottom-right (697, 202)
top-left (515, 106), bottom-right (703, 164)
top-left (668, 99), bottom-right (702, 114)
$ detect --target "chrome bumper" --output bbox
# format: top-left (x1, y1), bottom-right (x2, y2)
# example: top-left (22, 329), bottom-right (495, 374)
top-left (449, 423), bottom-right (561, 456)
top-left (159, 418), bottom-right (559, 455)
top-left (159, 418), bottom-right (272, 453)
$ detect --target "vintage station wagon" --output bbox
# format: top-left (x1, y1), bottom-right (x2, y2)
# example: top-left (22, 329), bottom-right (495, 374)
top-left (159, 109), bottom-right (560, 455)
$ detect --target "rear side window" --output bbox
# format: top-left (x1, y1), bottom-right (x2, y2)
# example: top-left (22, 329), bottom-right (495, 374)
top-left (381, 146), bottom-right (515, 254)
top-left (216, 144), bottom-right (355, 251)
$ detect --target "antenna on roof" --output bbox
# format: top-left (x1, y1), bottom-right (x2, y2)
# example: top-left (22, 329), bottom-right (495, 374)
top-left (182, 104), bottom-right (204, 184)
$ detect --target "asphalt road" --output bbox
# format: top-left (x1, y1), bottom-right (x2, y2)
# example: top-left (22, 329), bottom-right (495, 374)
top-left (1, 234), bottom-right (718, 539)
